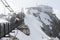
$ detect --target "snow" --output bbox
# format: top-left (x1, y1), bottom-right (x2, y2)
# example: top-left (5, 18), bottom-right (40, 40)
top-left (40, 12), bottom-right (52, 25)
top-left (29, 9), bottom-right (39, 15)
top-left (0, 18), bottom-right (8, 23)
top-left (1, 37), bottom-right (10, 40)
top-left (27, 8), bottom-right (52, 25)
top-left (10, 8), bottom-right (60, 40)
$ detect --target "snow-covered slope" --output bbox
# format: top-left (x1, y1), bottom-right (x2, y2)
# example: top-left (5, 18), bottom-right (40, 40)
top-left (26, 5), bottom-right (60, 38)
top-left (10, 14), bottom-right (51, 40)
top-left (10, 6), bottom-right (60, 40)
top-left (11, 13), bottom-right (59, 40)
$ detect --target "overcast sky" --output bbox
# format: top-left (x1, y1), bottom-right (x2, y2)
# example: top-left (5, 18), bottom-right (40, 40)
top-left (0, 0), bottom-right (60, 19)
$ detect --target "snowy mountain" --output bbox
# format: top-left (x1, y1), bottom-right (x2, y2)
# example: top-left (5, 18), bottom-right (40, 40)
top-left (26, 5), bottom-right (60, 37)
top-left (1, 5), bottom-right (60, 40)
top-left (9, 5), bottom-right (60, 40)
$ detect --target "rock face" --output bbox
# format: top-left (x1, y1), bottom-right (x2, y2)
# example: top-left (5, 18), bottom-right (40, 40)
top-left (17, 23), bottom-right (30, 36)
top-left (27, 5), bottom-right (60, 39)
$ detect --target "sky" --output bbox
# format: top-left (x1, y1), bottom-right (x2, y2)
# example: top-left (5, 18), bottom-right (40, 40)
top-left (0, 0), bottom-right (60, 19)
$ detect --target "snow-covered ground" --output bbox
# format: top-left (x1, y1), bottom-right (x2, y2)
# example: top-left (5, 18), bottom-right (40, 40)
top-left (10, 14), bottom-right (59, 40)
top-left (10, 11), bottom-right (59, 40)
top-left (10, 14), bottom-right (50, 40)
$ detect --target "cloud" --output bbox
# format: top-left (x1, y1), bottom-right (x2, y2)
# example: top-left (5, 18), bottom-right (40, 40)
top-left (53, 9), bottom-right (60, 19)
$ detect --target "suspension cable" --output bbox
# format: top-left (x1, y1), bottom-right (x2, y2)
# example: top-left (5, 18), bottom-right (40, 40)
top-left (1, 0), bottom-right (14, 12)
